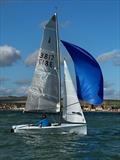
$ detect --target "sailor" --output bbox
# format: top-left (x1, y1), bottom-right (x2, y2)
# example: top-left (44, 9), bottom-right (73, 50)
top-left (36, 113), bottom-right (51, 127)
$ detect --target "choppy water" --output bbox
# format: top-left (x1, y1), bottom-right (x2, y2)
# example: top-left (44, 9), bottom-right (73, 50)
top-left (0, 111), bottom-right (120, 160)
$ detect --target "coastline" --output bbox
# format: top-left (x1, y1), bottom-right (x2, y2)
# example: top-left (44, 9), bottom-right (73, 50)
top-left (84, 109), bottom-right (120, 113)
top-left (0, 97), bottom-right (120, 113)
top-left (0, 105), bottom-right (120, 113)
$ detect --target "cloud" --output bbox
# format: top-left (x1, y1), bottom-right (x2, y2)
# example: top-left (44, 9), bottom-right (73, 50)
top-left (14, 79), bottom-right (31, 85)
top-left (15, 86), bottom-right (28, 95)
top-left (113, 53), bottom-right (120, 66)
top-left (0, 76), bottom-right (10, 82)
top-left (104, 81), bottom-right (114, 89)
top-left (104, 81), bottom-right (120, 100)
top-left (60, 20), bottom-right (71, 28)
top-left (25, 50), bottom-right (39, 66)
top-left (104, 88), bottom-right (120, 100)
top-left (96, 50), bottom-right (120, 65)
top-left (0, 87), bottom-right (14, 96)
top-left (104, 87), bottom-right (116, 98)
top-left (0, 86), bottom-right (28, 96)
top-left (0, 45), bottom-right (21, 67)
top-left (96, 50), bottom-right (119, 62)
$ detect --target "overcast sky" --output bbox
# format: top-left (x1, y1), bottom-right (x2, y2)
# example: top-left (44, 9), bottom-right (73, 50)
top-left (0, 0), bottom-right (120, 100)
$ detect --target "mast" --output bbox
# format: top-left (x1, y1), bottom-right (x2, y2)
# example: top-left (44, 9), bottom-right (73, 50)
top-left (55, 12), bottom-right (62, 123)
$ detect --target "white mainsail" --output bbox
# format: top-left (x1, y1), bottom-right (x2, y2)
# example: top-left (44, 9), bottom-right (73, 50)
top-left (63, 60), bottom-right (86, 124)
top-left (26, 14), bottom-right (60, 112)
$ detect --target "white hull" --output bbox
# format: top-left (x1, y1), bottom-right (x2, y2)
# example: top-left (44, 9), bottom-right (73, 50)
top-left (11, 123), bottom-right (87, 135)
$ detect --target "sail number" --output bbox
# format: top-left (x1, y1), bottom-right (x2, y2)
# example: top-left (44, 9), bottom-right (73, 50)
top-left (39, 52), bottom-right (54, 68)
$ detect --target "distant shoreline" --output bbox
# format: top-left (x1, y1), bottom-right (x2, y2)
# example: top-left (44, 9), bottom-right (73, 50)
top-left (84, 110), bottom-right (120, 113)
top-left (0, 97), bottom-right (120, 113)
top-left (0, 108), bottom-right (120, 113)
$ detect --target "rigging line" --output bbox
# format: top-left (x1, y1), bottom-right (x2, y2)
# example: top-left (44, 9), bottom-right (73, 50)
top-left (64, 101), bottom-right (80, 108)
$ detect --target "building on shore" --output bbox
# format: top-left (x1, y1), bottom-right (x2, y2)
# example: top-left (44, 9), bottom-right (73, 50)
top-left (80, 99), bottom-right (120, 112)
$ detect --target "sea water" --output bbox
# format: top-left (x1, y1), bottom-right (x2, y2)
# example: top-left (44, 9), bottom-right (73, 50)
top-left (0, 111), bottom-right (120, 160)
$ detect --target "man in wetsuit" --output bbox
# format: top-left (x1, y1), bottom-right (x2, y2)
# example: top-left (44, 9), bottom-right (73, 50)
top-left (36, 113), bottom-right (51, 127)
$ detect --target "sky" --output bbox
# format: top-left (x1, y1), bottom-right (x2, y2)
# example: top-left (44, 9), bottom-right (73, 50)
top-left (0, 0), bottom-right (120, 100)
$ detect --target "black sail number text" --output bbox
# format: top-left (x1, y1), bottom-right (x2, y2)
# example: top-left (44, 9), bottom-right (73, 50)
top-left (39, 52), bottom-right (54, 69)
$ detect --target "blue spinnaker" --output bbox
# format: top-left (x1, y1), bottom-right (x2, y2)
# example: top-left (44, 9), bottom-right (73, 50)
top-left (61, 40), bottom-right (103, 105)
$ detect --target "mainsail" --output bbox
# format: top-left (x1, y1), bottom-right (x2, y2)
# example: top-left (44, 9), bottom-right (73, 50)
top-left (26, 14), bottom-right (60, 112)
top-left (63, 60), bottom-right (86, 124)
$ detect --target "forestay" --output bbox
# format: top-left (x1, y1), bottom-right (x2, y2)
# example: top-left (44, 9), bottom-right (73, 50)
top-left (26, 14), bottom-right (60, 112)
top-left (63, 60), bottom-right (86, 124)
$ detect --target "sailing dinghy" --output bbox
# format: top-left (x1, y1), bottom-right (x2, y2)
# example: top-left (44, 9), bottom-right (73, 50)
top-left (11, 13), bottom-right (103, 134)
